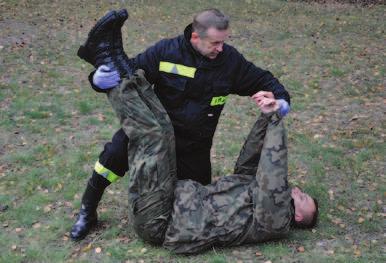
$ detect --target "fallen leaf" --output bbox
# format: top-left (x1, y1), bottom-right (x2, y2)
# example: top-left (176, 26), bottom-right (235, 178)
top-left (313, 134), bottom-right (322, 139)
top-left (358, 217), bottom-right (365, 223)
top-left (64, 201), bottom-right (73, 207)
top-left (32, 222), bottom-right (41, 229)
top-left (81, 243), bottom-right (92, 253)
top-left (97, 113), bottom-right (105, 121)
top-left (328, 190), bottom-right (334, 200)
top-left (44, 205), bottom-right (52, 213)
top-left (255, 251), bottom-right (263, 256)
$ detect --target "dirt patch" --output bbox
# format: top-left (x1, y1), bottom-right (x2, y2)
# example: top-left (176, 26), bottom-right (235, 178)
top-left (0, 19), bottom-right (38, 47)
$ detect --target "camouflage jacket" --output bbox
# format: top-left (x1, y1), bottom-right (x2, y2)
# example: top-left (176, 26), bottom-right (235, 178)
top-left (163, 115), bottom-right (294, 254)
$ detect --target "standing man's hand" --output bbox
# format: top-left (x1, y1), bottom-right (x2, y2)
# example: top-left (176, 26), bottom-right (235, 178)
top-left (93, 65), bottom-right (121, 89)
top-left (252, 96), bottom-right (279, 113)
top-left (252, 91), bottom-right (274, 100)
top-left (251, 91), bottom-right (290, 116)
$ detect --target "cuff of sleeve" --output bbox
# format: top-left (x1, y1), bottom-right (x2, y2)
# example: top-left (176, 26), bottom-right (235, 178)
top-left (277, 99), bottom-right (290, 117)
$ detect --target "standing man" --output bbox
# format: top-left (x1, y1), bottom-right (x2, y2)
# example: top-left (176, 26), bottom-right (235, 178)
top-left (71, 8), bottom-right (291, 240)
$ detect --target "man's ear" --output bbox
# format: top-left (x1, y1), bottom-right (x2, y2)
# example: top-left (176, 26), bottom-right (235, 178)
top-left (191, 31), bottom-right (199, 44)
top-left (295, 212), bottom-right (304, 222)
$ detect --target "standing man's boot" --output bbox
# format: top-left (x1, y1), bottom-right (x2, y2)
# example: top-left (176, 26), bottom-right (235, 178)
top-left (70, 171), bottom-right (110, 240)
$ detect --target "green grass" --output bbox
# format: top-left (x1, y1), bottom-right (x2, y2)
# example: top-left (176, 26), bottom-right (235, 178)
top-left (0, 0), bottom-right (385, 262)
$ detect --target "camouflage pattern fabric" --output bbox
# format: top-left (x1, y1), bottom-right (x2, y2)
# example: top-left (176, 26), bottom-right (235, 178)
top-left (107, 70), bottom-right (177, 244)
top-left (163, 113), bottom-right (293, 254)
top-left (107, 71), bottom-right (293, 253)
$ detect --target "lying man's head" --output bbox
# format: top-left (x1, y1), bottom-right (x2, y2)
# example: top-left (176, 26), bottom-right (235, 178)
top-left (291, 187), bottom-right (319, 229)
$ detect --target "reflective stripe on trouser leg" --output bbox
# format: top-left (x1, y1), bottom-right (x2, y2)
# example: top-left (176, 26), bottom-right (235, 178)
top-left (94, 161), bottom-right (120, 183)
top-left (106, 69), bottom-right (176, 244)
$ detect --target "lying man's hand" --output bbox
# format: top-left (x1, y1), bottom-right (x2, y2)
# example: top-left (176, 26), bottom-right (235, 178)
top-left (252, 91), bottom-right (290, 117)
top-left (93, 65), bottom-right (121, 89)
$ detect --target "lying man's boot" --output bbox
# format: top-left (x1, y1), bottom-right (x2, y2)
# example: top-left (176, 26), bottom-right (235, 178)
top-left (77, 10), bottom-right (120, 71)
top-left (70, 172), bottom-right (109, 241)
top-left (113, 9), bottom-right (134, 78)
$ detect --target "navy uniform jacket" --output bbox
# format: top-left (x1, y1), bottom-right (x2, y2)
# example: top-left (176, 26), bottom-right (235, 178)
top-left (90, 24), bottom-right (290, 148)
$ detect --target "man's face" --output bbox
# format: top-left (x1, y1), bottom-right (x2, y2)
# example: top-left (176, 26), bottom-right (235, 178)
top-left (191, 27), bottom-right (229, 59)
top-left (291, 187), bottom-right (316, 222)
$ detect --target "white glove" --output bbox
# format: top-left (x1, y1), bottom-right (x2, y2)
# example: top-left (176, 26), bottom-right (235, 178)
top-left (93, 65), bottom-right (121, 89)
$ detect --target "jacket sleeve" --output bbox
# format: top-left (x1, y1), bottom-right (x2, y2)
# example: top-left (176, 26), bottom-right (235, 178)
top-left (231, 52), bottom-right (291, 105)
top-left (88, 39), bottom-right (166, 93)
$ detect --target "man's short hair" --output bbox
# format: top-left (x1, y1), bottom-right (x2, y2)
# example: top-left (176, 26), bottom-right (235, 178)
top-left (192, 8), bottom-right (229, 38)
top-left (293, 198), bottom-right (319, 229)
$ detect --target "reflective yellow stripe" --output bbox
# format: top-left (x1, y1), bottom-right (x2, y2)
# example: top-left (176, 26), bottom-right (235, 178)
top-left (94, 161), bottom-right (120, 183)
top-left (159, 61), bottom-right (196, 78)
top-left (210, 96), bottom-right (228, 106)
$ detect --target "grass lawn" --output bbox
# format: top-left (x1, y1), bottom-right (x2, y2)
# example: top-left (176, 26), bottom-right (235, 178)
top-left (0, 0), bottom-right (384, 262)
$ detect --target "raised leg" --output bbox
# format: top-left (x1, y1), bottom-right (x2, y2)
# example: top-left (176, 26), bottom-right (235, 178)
top-left (107, 70), bottom-right (177, 244)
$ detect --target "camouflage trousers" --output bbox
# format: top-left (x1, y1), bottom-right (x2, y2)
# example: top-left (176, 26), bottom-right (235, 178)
top-left (107, 70), bottom-right (177, 244)
top-left (107, 71), bottom-right (292, 253)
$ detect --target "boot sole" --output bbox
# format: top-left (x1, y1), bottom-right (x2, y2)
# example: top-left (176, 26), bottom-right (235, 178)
top-left (77, 10), bottom-right (118, 62)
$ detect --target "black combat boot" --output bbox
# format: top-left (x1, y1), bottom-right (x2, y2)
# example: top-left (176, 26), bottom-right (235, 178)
top-left (77, 9), bottom-right (134, 78)
top-left (77, 10), bottom-right (120, 71)
top-left (70, 172), bottom-right (110, 241)
top-left (112, 9), bottom-right (135, 78)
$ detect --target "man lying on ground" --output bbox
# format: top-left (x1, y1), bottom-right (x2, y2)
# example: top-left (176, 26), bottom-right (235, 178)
top-left (106, 70), bottom-right (318, 254)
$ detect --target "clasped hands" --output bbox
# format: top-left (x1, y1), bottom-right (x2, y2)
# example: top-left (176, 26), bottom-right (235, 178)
top-left (252, 91), bottom-right (290, 117)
